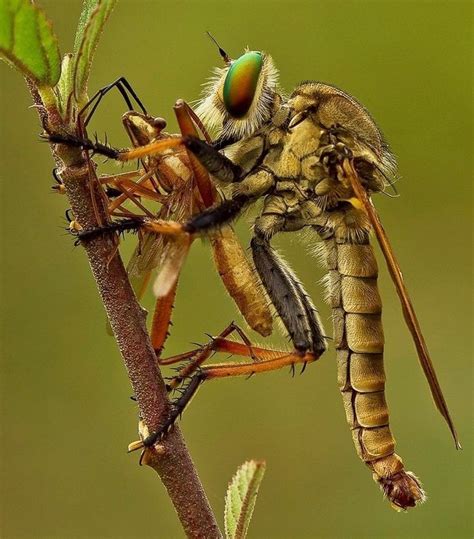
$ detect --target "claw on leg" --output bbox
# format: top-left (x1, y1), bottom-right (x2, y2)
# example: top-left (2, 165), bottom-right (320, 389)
top-left (128, 320), bottom-right (322, 455)
top-left (128, 420), bottom-right (166, 457)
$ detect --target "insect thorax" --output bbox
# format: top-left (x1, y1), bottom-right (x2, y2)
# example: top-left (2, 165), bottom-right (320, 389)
top-left (230, 86), bottom-right (386, 180)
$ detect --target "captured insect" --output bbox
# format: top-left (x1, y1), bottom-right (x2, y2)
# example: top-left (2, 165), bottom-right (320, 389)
top-left (55, 80), bottom-right (284, 356)
top-left (49, 36), bottom-right (460, 511)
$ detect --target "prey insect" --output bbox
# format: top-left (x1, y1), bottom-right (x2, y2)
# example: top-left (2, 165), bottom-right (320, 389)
top-left (49, 40), bottom-right (459, 511)
top-left (53, 82), bottom-right (276, 353)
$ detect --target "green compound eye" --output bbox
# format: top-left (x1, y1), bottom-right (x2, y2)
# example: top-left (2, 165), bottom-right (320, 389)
top-left (223, 51), bottom-right (263, 118)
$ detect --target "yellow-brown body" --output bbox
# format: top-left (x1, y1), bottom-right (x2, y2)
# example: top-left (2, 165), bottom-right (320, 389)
top-left (320, 227), bottom-right (424, 510)
top-left (216, 81), bottom-right (425, 509)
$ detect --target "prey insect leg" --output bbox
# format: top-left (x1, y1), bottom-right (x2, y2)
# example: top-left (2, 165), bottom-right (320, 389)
top-left (79, 77), bottom-right (147, 129)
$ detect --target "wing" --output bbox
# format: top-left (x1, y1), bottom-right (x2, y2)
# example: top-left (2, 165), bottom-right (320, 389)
top-left (128, 178), bottom-right (194, 298)
top-left (342, 159), bottom-right (460, 449)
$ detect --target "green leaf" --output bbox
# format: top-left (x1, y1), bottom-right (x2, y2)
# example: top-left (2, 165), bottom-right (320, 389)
top-left (73, 0), bottom-right (117, 105)
top-left (73, 0), bottom-right (100, 56)
top-left (56, 52), bottom-right (74, 117)
top-left (224, 460), bottom-right (266, 539)
top-left (0, 0), bottom-right (61, 86)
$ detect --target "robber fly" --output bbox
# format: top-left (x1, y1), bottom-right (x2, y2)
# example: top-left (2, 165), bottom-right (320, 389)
top-left (49, 39), bottom-right (459, 511)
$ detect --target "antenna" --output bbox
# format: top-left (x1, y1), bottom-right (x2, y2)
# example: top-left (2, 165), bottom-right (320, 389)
top-left (206, 31), bottom-right (231, 64)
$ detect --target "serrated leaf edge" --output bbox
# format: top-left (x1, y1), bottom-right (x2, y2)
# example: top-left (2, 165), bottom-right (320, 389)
top-left (225, 460), bottom-right (266, 539)
top-left (73, 0), bottom-right (116, 103)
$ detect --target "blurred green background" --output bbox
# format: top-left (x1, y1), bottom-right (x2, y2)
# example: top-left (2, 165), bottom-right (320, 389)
top-left (1, 1), bottom-right (472, 538)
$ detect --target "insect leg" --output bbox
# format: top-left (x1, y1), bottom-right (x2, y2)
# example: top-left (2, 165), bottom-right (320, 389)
top-left (183, 136), bottom-right (244, 183)
top-left (106, 169), bottom-right (164, 216)
top-left (161, 336), bottom-right (315, 367)
top-left (183, 169), bottom-right (275, 233)
top-left (162, 321), bottom-right (259, 389)
top-left (131, 345), bottom-right (320, 452)
top-left (48, 131), bottom-right (236, 178)
top-left (251, 211), bottom-right (327, 354)
top-left (151, 281), bottom-right (178, 357)
top-left (79, 77), bottom-right (147, 129)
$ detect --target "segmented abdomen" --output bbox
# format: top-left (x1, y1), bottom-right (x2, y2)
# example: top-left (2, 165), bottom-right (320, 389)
top-left (211, 225), bottom-right (273, 337)
top-left (321, 229), bottom-right (425, 510)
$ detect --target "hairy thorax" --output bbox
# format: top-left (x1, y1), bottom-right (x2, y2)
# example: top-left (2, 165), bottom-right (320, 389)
top-left (220, 86), bottom-right (392, 240)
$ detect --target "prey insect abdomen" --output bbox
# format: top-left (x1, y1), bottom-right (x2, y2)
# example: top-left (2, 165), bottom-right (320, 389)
top-left (320, 229), bottom-right (425, 510)
top-left (210, 226), bottom-right (272, 337)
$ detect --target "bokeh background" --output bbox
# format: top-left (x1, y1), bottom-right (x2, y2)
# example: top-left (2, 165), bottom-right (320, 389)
top-left (1, 1), bottom-right (472, 538)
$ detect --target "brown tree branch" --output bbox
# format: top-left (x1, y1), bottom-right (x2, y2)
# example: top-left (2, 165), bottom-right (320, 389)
top-left (30, 86), bottom-right (222, 538)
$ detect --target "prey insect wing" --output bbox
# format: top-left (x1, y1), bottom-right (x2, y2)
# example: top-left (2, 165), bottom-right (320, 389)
top-left (127, 174), bottom-right (194, 301)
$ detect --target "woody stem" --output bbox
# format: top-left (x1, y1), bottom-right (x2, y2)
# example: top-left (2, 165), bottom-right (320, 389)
top-left (29, 83), bottom-right (221, 539)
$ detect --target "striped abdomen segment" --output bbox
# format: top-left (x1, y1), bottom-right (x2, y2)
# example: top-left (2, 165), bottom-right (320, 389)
top-left (211, 226), bottom-right (273, 337)
top-left (321, 231), bottom-right (425, 510)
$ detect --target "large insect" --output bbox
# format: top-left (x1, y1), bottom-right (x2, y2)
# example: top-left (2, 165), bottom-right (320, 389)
top-left (50, 41), bottom-right (459, 511)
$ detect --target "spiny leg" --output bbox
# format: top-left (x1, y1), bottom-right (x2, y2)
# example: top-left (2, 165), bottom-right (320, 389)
top-left (47, 130), bottom-right (243, 182)
top-left (161, 322), bottom-right (259, 390)
top-left (80, 174), bottom-right (273, 241)
top-left (160, 335), bottom-right (308, 367)
top-left (158, 322), bottom-right (255, 369)
top-left (130, 340), bottom-right (319, 452)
